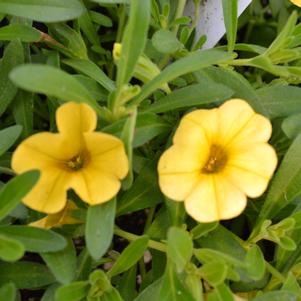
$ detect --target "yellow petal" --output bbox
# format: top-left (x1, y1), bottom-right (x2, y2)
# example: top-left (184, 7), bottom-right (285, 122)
top-left (11, 132), bottom-right (76, 173)
top-left (228, 143), bottom-right (278, 180)
top-left (22, 168), bottom-right (70, 214)
top-left (218, 99), bottom-right (255, 145)
top-left (183, 108), bottom-right (219, 144)
top-left (159, 172), bottom-right (200, 201)
top-left (84, 132), bottom-right (128, 179)
top-left (158, 145), bottom-right (204, 174)
top-left (185, 175), bottom-right (247, 222)
top-left (291, 0), bottom-right (301, 7)
top-left (224, 166), bottom-right (270, 198)
top-left (70, 169), bottom-right (121, 205)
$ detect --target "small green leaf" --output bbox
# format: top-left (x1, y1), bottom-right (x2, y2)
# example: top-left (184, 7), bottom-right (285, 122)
top-left (282, 113), bottom-right (301, 139)
top-left (152, 29), bottom-right (181, 54)
top-left (0, 125), bottom-right (22, 156)
top-left (245, 245), bottom-right (265, 280)
top-left (199, 261), bottom-right (227, 286)
top-left (85, 199), bottom-right (116, 260)
top-left (0, 24), bottom-right (41, 41)
top-left (0, 0), bottom-right (85, 22)
top-left (0, 282), bottom-right (17, 301)
top-left (0, 170), bottom-right (40, 221)
top-left (0, 262), bottom-right (55, 289)
top-left (252, 291), bottom-right (297, 301)
top-left (107, 235), bottom-right (149, 277)
top-left (55, 281), bottom-right (89, 301)
top-left (41, 238), bottom-right (77, 284)
top-left (222, 0), bottom-right (238, 52)
top-left (167, 227), bottom-right (193, 272)
top-left (207, 284), bottom-right (234, 301)
top-left (190, 222), bottom-right (219, 239)
top-left (133, 278), bottom-right (161, 301)
top-left (0, 234), bottom-right (24, 262)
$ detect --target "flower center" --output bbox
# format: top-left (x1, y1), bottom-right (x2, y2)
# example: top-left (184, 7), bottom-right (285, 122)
top-left (66, 155), bottom-right (85, 171)
top-left (202, 144), bottom-right (228, 174)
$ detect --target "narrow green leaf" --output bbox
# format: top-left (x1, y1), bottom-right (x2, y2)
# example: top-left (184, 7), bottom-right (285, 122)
top-left (0, 0), bottom-right (85, 22)
top-left (0, 170), bottom-right (39, 221)
top-left (10, 64), bottom-right (104, 117)
top-left (0, 282), bottom-right (17, 301)
top-left (222, 0), bottom-right (238, 52)
top-left (0, 225), bottom-right (67, 252)
top-left (252, 291), bottom-right (297, 301)
top-left (0, 40), bottom-right (24, 116)
top-left (0, 125), bottom-right (22, 156)
top-left (41, 238), bottom-right (77, 284)
top-left (190, 222), bottom-right (219, 239)
top-left (107, 235), bottom-right (149, 277)
top-left (131, 50), bottom-right (233, 106)
top-left (0, 234), bottom-right (24, 262)
top-left (167, 227), bottom-right (193, 272)
top-left (245, 245), bottom-right (265, 280)
top-left (0, 262), bottom-right (55, 289)
top-left (207, 284), bottom-right (234, 301)
top-left (133, 278), bottom-right (161, 301)
top-left (0, 24), bottom-right (41, 41)
top-left (85, 199), bottom-right (116, 260)
top-left (63, 58), bottom-right (115, 92)
top-left (55, 281), bottom-right (89, 301)
top-left (116, 0), bottom-right (151, 89)
top-left (282, 113), bottom-right (301, 139)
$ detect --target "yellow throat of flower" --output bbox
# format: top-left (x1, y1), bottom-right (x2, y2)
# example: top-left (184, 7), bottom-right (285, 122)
top-left (202, 144), bottom-right (228, 174)
top-left (66, 155), bottom-right (85, 171)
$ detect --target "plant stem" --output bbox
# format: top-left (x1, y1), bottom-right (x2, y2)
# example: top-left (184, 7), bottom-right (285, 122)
top-left (114, 227), bottom-right (167, 253)
top-left (172, 0), bottom-right (187, 33)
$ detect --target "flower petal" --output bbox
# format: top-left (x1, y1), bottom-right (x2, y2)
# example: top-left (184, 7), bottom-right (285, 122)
top-left (70, 169), bottom-right (121, 205)
top-left (11, 133), bottom-right (77, 173)
top-left (185, 175), bottom-right (247, 222)
top-left (84, 132), bottom-right (128, 179)
top-left (22, 168), bottom-right (69, 214)
top-left (218, 99), bottom-right (255, 145)
top-left (56, 102), bottom-right (97, 134)
top-left (228, 143), bottom-right (278, 179)
top-left (291, 0), bottom-right (301, 7)
top-left (223, 166), bottom-right (270, 198)
top-left (159, 172), bottom-right (200, 201)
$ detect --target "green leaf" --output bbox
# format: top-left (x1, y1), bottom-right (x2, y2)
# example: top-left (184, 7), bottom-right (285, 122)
top-left (222, 0), bottom-right (238, 52)
top-left (10, 64), bottom-right (104, 117)
top-left (133, 278), bottom-right (161, 301)
top-left (0, 0), bottom-right (85, 22)
top-left (167, 227), bottom-right (193, 272)
top-left (0, 170), bottom-right (40, 221)
top-left (282, 113), bottom-right (301, 139)
top-left (159, 263), bottom-right (195, 301)
top-left (245, 245), bottom-right (265, 280)
top-left (102, 287), bottom-right (124, 301)
top-left (41, 238), bottom-right (77, 284)
top-left (90, 0), bottom-right (129, 3)
top-left (190, 222), bottom-right (219, 240)
top-left (55, 281), bottom-right (89, 301)
top-left (107, 235), bottom-right (149, 277)
top-left (255, 134), bottom-right (301, 228)
top-left (252, 291), bottom-right (297, 301)
top-left (146, 81), bottom-right (233, 113)
top-left (0, 262), bottom-right (55, 289)
top-left (118, 266), bottom-right (137, 301)
top-left (0, 40), bottom-right (24, 116)
top-left (0, 234), bottom-right (24, 262)
top-left (152, 29), bottom-right (181, 54)
top-left (0, 125), bottom-right (22, 156)
top-left (0, 282), bottom-right (17, 301)
top-left (116, 0), bottom-right (150, 89)
top-left (0, 225), bottom-right (67, 252)
top-left (63, 58), bottom-right (115, 92)
top-left (207, 284), bottom-right (234, 301)
top-left (257, 85), bottom-right (301, 118)
top-left (117, 160), bottom-right (162, 215)
top-left (131, 50), bottom-right (233, 107)
top-left (282, 273), bottom-right (301, 295)
top-left (0, 24), bottom-right (41, 41)
top-left (85, 199), bottom-right (116, 260)
top-left (199, 261), bottom-right (227, 286)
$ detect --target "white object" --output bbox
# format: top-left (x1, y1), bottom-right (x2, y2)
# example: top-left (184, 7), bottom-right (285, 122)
top-left (184, 0), bottom-right (252, 49)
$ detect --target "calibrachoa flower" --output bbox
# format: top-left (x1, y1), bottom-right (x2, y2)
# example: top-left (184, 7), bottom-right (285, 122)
top-left (12, 102), bottom-right (128, 214)
top-left (290, 0), bottom-right (301, 7)
top-left (158, 99), bottom-right (277, 223)
top-left (30, 201), bottom-right (81, 229)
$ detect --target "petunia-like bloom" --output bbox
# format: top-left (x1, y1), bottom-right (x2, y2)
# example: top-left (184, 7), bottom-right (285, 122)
top-left (290, 0), bottom-right (301, 7)
top-left (12, 102), bottom-right (128, 214)
top-left (158, 99), bottom-right (277, 223)
top-left (30, 201), bottom-right (82, 229)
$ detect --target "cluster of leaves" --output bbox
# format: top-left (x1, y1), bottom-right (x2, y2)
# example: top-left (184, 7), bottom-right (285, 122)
top-left (0, 0), bottom-right (301, 300)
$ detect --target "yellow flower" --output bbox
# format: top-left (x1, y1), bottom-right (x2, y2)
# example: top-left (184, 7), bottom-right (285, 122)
top-left (12, 102), bottom-right (128, 214)
top-left (290, 0), bottom-right (301, 7)
top-left (30, 201), bottom-right (81, 229)
top-left (158, 99), bottom-right (277, 223)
